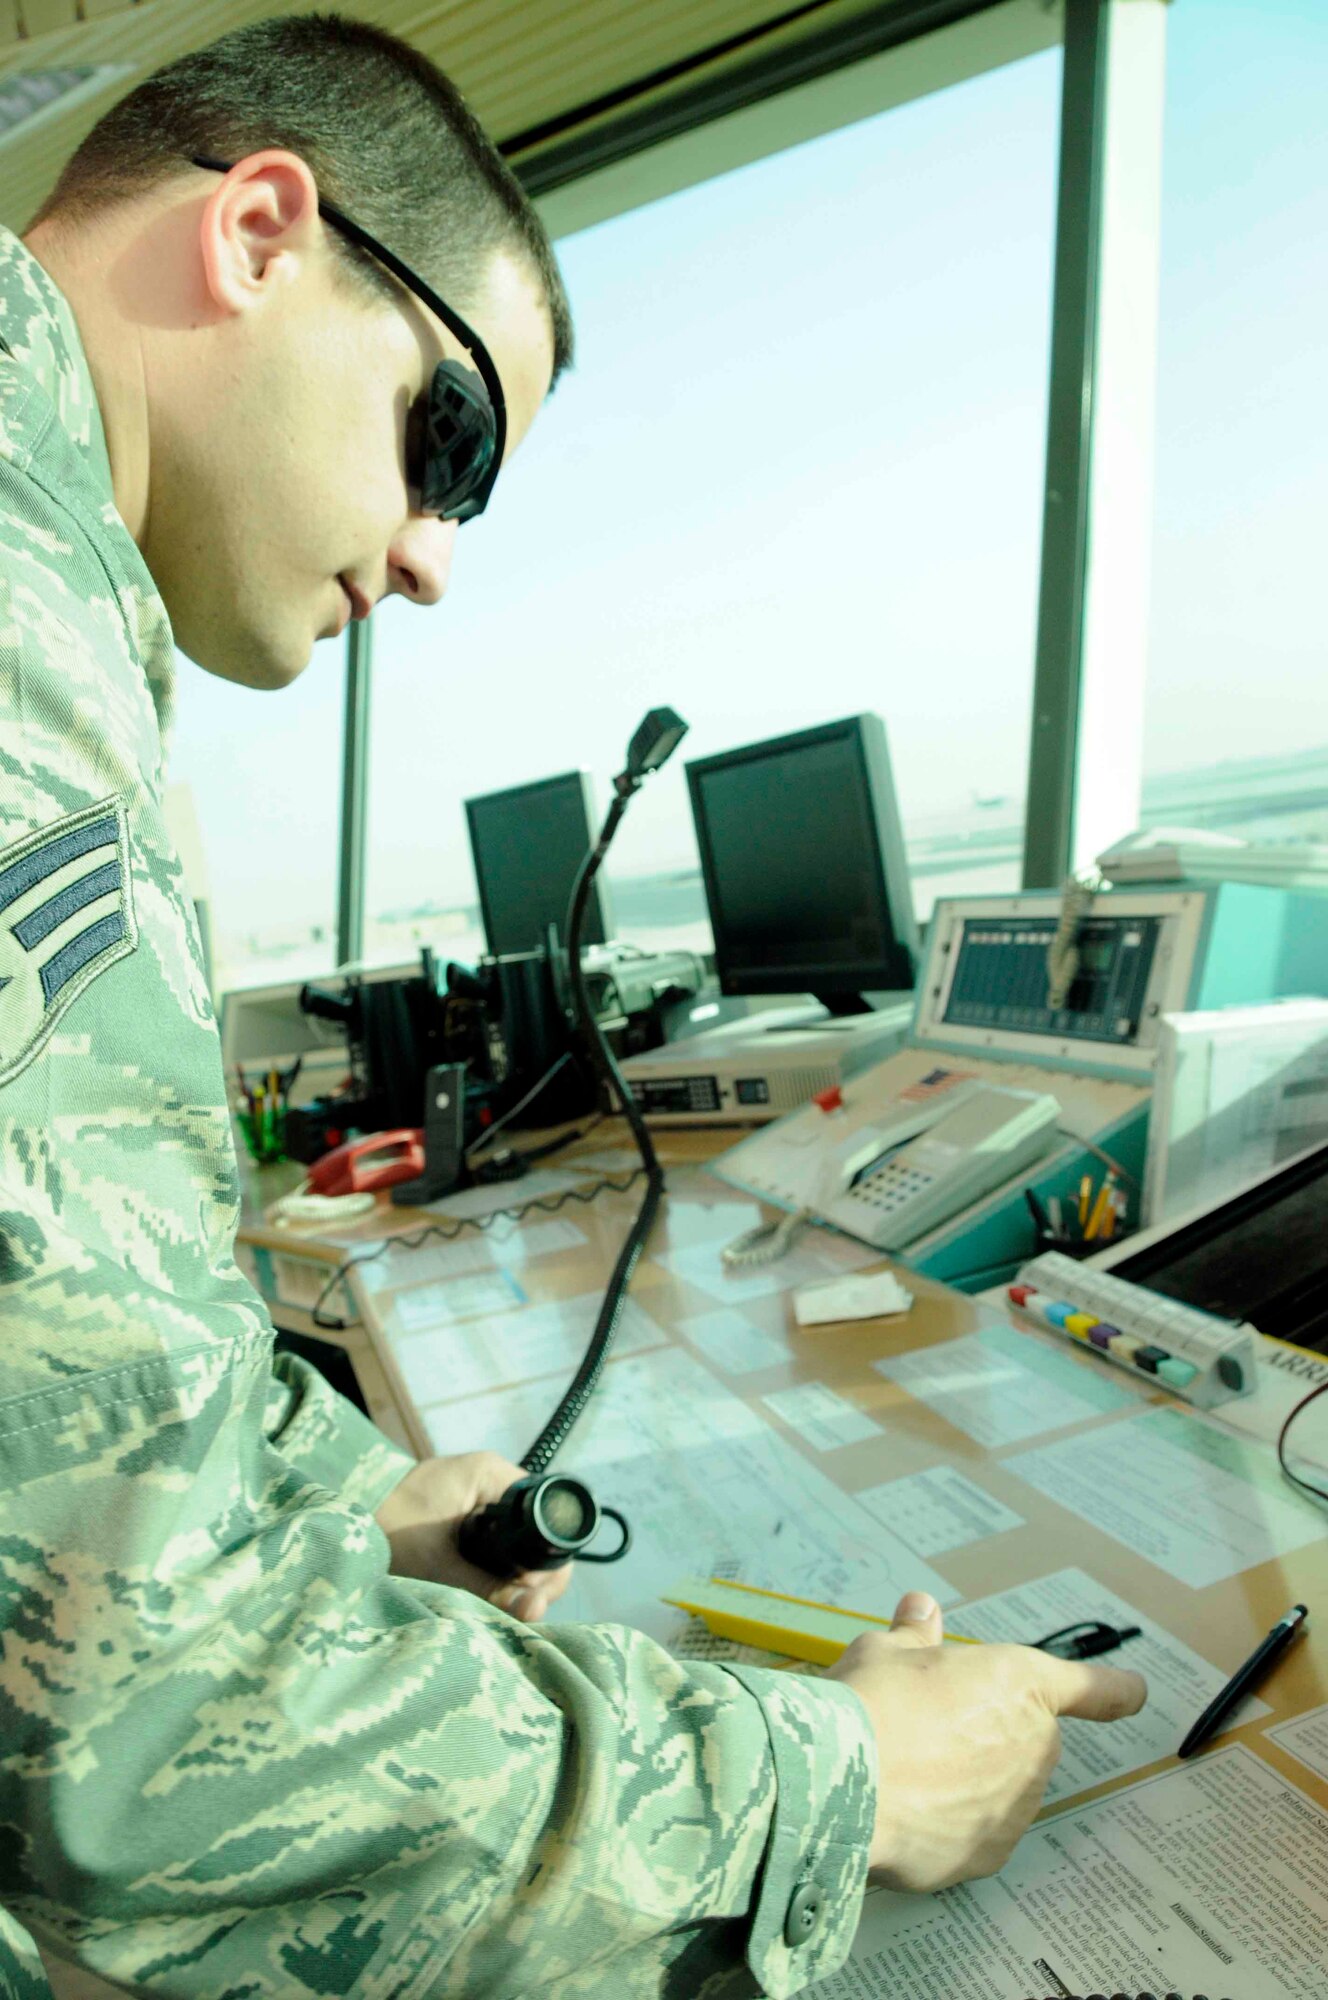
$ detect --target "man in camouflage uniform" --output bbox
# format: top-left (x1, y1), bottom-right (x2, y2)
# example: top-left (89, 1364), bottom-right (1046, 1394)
top-left (0, 17), bottom-right (1145, 1998)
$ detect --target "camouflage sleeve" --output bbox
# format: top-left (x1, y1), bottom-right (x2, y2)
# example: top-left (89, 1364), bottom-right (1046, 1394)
top-left (0, 1906), bottom-right (54, 2000)
top-left (262, 1346), bottom-right (417, 1511)
top-left (0, 428), bottom-right (879, 1993)
top-left (3, 1333), bottom-right (874, 1999)
top-left (720, 1665), bottom-right (875, 1995)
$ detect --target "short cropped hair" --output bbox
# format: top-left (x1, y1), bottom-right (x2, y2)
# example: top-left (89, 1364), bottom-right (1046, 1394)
top-left (30, 11), bottom-right (573, 381)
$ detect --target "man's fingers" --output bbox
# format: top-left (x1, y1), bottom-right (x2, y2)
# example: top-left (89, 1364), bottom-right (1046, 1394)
top-left (491, 1563), bottom-right (573, 1621)
top-left (1035, 1651), bottom-right (1148, 1721)
top-left (526, 1563), bottom-right (573, 1607)
top-left (887, 1591), bottom-right (945, 1649)
top-left (491, 1583), bottom-right (531, 1616)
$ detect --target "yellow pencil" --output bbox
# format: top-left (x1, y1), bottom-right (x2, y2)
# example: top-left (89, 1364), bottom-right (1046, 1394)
top-left (1085, 1172), bottom-right (1116, 1241)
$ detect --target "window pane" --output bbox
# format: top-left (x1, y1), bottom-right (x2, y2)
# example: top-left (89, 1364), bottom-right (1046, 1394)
top-left (168, 638), bottom-right (343, 992)
top-left (365, 50), bottom-right (1060, 970)
top-left (1144, 1), bottom-right (1327, 840)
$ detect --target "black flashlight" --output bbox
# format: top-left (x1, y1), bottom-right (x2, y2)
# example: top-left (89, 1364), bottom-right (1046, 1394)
top-left (457, 1474), bottom-right (631, 1578)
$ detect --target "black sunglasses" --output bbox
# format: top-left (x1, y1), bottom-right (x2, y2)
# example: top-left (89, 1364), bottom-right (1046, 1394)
top-left (191, 156), bottom-right (507, 524)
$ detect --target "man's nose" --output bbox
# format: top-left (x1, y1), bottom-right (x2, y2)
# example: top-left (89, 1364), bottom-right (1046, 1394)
top-left (386, 514), bottom-right (459, 607)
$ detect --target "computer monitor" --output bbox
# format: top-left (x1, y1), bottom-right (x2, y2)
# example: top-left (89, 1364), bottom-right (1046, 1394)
top-left (465, 769), bottom-right (611, 957)
top-left (685, 714), bottom-right (918, 1014)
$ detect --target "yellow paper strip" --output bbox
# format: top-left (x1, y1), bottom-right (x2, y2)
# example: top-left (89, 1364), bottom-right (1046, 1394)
top-left (663, 1575), bottom-right (978, 1666)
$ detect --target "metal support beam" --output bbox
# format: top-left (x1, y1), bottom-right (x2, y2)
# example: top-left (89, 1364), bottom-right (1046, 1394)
top-left (1022, 0), bottom-right (1168, 887)
top-left (1021, 0), bottom-right (1110, 887)
top-left (336, 619), bottom-right (372, 970)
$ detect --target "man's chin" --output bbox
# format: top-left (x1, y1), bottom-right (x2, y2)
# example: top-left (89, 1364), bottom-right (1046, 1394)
top-left (179, 631), bottom-right (312, 691)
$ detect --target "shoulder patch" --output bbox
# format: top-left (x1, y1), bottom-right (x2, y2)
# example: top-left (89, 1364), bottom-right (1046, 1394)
top-left (0, 797), bottom-right (137, 1088)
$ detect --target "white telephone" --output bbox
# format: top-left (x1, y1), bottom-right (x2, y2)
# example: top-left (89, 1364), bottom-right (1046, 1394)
top-left (718, 1069), bottom-right (1061, 1253)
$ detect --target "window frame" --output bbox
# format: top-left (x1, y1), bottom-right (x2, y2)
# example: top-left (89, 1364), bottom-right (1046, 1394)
top-left (333, 0), bottom-right (1166, 969)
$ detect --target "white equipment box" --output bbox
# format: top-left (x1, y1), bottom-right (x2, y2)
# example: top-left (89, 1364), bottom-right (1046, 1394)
top-left (618, 1003), bottom-right (913, 1125)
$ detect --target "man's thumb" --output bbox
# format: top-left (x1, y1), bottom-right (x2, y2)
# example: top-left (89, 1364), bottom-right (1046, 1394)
top-left (887, 1590), bottom-right (944, 1648)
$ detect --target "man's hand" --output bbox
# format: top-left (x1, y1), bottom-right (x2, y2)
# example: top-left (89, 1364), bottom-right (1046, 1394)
top-left (825, 1591), bottom-right (1147, 1891)
top-left (373, 1450), bottom-right (573, 1622)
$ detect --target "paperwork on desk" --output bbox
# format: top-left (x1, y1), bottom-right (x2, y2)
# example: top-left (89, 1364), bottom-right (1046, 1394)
top-left (653, 1231), bottom-right (877, 1306)
top-left (392, 1293), bottom-right (666, 1407)
top-left (1268, 1703), bottom-right (1328, 1786)
top-left (807, 1746), bottom-right (1328, 1999)
top-left (794, 1269), bottom-right (913, 1326)
top-left (873, 1324), bottom-right (1143, 1451)
top-left (679, 1307), bottom-right (793, 1376)
top-left (422, 1345), bottom-right (961, 1642)
top-left (558, 1146), bottom-right (643, 1174)
top-left (1007, 1405), bottom-right (1328, 1587)
top-left (855, 1466), bottom-right (1025, 1556)
top-left (422, 1167), bottom-right (586, 1221)
top-left (949, 1568), bottom-right (1269, 1804)
top-left (392, 1268), bottom-right (525, 1334)
top-left (762, 1382), bottom-right (883, 1452)
top-left (354, 1215), bottom-right (585, 1294)
top-left (1216, 1334), bottom-right (1328, 1484)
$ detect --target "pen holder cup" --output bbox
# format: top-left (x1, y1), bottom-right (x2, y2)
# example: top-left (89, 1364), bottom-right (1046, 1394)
top-left (1035, 1230), bottom-right (1103, 1261)
top-left (238, 1106), bottom-right (287, 1166)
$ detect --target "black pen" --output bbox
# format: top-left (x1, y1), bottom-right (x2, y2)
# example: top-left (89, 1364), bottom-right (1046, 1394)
top-left (1178, 1604), bottom-right (1309, 1759)
top-left (1024, 1186), bottom-right (1052, 1238)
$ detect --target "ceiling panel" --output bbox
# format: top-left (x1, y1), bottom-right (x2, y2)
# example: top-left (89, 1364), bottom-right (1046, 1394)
top-left (0, 0), bottom-right (907, 232)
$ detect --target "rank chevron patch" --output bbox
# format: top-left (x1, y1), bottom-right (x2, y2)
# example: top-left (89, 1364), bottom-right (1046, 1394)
top-left (0, 798), bottom-right (138, 1087)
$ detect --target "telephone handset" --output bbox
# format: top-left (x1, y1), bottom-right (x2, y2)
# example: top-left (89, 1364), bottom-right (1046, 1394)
top-left (306, 1129), bottom-right (425, 1198)
top-left (719, 1070), bottom-right (1061, 1253)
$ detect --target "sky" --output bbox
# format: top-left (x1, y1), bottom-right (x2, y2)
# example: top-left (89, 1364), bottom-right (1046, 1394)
top-left (167, 0), bottom-right (1326, 947)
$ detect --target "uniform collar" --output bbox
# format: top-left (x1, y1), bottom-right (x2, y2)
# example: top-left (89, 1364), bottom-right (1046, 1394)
top-left (0, 223), bottom-right (115, 501)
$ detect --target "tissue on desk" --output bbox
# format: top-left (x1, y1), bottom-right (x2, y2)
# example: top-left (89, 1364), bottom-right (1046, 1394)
top-left (793, 1270), bottom-right (913, 1327)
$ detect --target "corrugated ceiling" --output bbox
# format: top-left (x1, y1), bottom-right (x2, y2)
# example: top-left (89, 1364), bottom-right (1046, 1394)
top-left (0, 0), bottom-right (905, 234)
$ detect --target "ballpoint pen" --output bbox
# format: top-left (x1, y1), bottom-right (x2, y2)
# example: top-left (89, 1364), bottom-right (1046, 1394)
top-left (1178, 1603), bottom-right (1309, 1758)
top-left (1024, 1187), bottom-right (1052, 1238)
top-left (1034, 1619), bottom-right (1141, 1660)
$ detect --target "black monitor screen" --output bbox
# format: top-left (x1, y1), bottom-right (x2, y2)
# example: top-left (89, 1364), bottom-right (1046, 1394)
top-left (1111, 1142), bottom-right (1328, 1351)
top-left (466, 772), bottom-right (609, 956)
top-left (686, 716), bottom-right (917, 1001)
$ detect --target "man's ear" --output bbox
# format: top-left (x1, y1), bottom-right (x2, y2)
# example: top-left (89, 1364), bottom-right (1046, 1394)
top-left (196, 149), bottom-right (323, 317)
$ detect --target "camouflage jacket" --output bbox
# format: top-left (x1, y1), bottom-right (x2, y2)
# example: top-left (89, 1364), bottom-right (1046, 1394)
top-left (0, 226), bottom-right (874, 1997)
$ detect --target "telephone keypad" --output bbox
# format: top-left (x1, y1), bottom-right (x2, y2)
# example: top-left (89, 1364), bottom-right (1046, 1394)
top-left (848, 1161), bottom-right (935, 1210)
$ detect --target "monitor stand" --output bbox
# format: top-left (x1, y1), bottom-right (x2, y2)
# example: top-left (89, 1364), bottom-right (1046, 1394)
top-left (762, 991), bottom-right (912, 1033)
top-left (816, 991), bottom-right (872, 1017)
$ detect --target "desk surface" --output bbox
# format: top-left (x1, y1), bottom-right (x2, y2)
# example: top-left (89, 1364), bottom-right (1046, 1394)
top-left (238, 1121), bottom-right (1328, 1996)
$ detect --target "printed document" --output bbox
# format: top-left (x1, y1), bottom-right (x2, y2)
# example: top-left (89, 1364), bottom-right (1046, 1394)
top-left (391, 1293), bottom-right (666, 1407)
top-left (424, 1345), bottom-right (958, 1641)
top-left (679, 1307), bottom-right (793, 1376)
top-left (1267, 1704), bottom-right (1328, 1786)
top-left (423, 1168), bottom-right (586, 1220)
top-left (873, 1324), bottom-right (1141, 1450)
top-left (808, 1746), bottom-right (1328, 1998)
top-left (762, 1382), bottom-right (883, 1452)
top-left (355, 1216), bottom-right (585, 1295)
top-left (949, 1568), bottom-right (1269, 1802)
top-left (652, 1232), bottom-right (876, 1306)
top-left (1007, 1405), bottom-right (1327, 1586)
top-left (854, 1466), bottom-right (1024, 1556)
